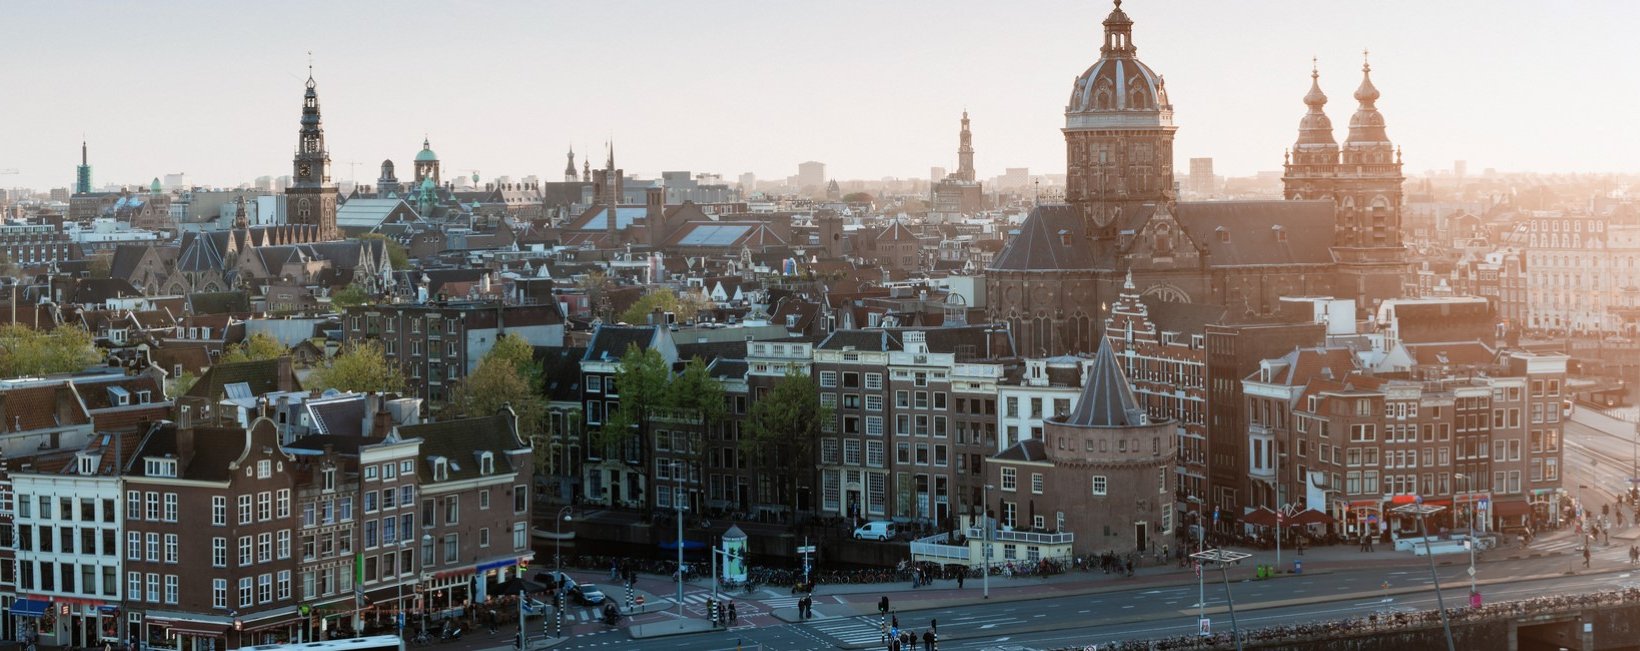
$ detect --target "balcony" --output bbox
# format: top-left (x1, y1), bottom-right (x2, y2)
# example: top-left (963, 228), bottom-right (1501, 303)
top-left (909, 531), bottom-right (970, 562)
top-left (966, 526), bottom-right (1075, 546)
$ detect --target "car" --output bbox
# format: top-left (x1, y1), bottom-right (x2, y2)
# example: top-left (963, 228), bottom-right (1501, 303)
top-left (571, 583), bottom-right (607, 606)
top-left (853, 521), bottom-right (896, 541)
top-left (536, 571), bottom-right (576, 594)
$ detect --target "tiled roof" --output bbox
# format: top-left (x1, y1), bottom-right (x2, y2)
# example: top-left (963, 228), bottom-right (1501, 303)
top-left (992, 438), bottom-right (1048, 462)
top-left (817, 330), bottom-right (891, 351)
top-left (988, 205), bottom-right (1097, 271)
top-left (1174, 200), bottom-right (1335, 267)
top-left (1061, 343), bottom-right (1148, 428)
top-left (534, 346), bottom-right (586, 402)
top-left (184, 358), bottom-right (298, 400)
top-left (0, 382), bottom-right (91, 433)
top-left (583, 325), bottom-right (658, 362)
top-left (400, 411), bottom-right (525, 484)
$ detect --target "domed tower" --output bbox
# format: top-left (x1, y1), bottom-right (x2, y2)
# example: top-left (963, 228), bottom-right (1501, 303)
top-left (377, 159), bottom-right (402, 197)
top-left (1063, 0), bottom-right (1176, 240)
top-left (285, 67), bottom-right (339, 240)
top-left (1334, 53), bottom-right (1404, 248)
top-left (413, 137), bottom-right (440, 186)
top-left (564, 146), bottom-right (578, 182)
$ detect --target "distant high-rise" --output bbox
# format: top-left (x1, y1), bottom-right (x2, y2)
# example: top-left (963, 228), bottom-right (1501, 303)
top-left (797, 161), bottom-right (825, 191)
top-left (74, 141), bottom-right (92, 194)
top-left (1188, 157), bottom-right (1214, 195)
top-left (738, 172), bottom-right (756, 192)
top-left (285, 67), bottom-right (340, 239)
top-left (930, 167), bottom-right (947, 184)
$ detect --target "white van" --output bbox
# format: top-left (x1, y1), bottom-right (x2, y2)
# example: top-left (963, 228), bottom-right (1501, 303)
top-left (853, 521), bottom-right (897, 541)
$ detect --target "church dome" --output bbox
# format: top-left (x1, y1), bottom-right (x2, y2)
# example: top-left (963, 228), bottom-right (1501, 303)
top-left (1295, 64), bottom-right (1336, 147)
top-left (415, 138), bottom-right (438, 162)
top-left (1345, 58), bottom-right (1390, 146)
top-left (1065, 1), bottom-right (1172, 127)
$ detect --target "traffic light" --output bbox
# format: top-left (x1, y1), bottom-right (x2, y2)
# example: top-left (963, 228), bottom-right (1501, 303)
top-left (1604, 503), bottom-right (1611, 516)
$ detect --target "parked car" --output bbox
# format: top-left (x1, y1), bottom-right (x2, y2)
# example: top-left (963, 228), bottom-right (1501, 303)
top-left (571, 583), bottom-right (607, 605)
top-left (853, 521), bottom-right (897, 541)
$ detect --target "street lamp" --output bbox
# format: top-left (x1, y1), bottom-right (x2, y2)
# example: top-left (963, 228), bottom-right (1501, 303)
top-left (1455, 474), bottom-right (1478, 603)
top-left (1187, 496), bottom-right (1206, 629)
top-left (395, 538), bottom-right (413, 640)
top-left (554, 505), bottom-right (573, 635)
top-left (1190, 548), bottom-right (1250, 649)
top-left (1391, 499), bottom-right (1455, 651)
top-left (981, 483), bottom-right (994, 600)
top-left (420, 534), bottom-right (433, 635)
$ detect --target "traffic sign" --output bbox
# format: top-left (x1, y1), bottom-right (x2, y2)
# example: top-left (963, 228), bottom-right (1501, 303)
top-left (1199, 618), bottom-right (1212, 635)
top-left (797, 546), bottom-right (816, 554)
top-left (1467, 567), bottom-right (1476, 577)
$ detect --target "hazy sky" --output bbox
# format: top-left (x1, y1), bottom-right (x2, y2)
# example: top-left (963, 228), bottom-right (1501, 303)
top-left (4, 0), bottom-right (1636, 191)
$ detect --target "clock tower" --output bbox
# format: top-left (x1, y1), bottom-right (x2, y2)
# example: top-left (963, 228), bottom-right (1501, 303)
top-left (286, 69), bottom-right (339, 240)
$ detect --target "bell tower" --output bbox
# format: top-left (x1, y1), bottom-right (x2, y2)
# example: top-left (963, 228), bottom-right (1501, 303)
top-left (285, 65), bottom-right (339, 240)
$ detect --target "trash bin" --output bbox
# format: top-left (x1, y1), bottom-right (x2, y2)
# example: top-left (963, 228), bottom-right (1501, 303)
top-left (1293, 559), bottom-right (1302, 574)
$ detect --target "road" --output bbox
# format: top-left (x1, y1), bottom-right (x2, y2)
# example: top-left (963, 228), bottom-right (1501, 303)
top-left (521, 559), bottom-right (1640, 651)
top-left (1565, 417), bottom-right (1640, 510)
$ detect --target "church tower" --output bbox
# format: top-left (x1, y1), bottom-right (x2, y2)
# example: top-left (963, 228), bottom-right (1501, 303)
top-left (564, 147), bottom-right (578, 182)
top-left (1282, 54), bottom-right (1406, 310)
top-left (377, 160), bottom-right (402, 197)
top-left (955, 111), bottom-right (976, 182)
top-left (285, 69), bottom-right (339, 240)
top-left (1063, 0), bottom-right (1175, 240)
top-left (75, 141), bottom-right (93, 194)
top-left (413, 138), bottom-right (441, 186)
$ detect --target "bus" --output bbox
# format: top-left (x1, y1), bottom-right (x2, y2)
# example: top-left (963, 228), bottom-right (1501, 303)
top-left (243, 636), bottom-right (404, 651)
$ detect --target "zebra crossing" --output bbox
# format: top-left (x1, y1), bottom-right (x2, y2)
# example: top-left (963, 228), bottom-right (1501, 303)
top-left (759, 595), bottom-right (807, 609)
top-left (805, 615), bottom-right (888, 646)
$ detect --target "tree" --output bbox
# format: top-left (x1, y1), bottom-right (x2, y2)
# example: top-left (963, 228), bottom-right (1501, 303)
top-left (741, 369), bottom-right (830, 518)
top-left (330, 284), bottom-right (371, 309)
top-left (577, 272), bottom-right (615, 322)
top-left (220, 332), bottom-right (287, 364)
top-left (359, 233), bottom-right (410, 270)
top-left (170, 371), bottom-right (198, 398)
top-left (309, 339), bottom-right (405, 393)
top-left (0, 324), bottom-right (102, 378)
top-left (593, 344), bottom-right (670, 457)
top-left (620, 288), bottom-right (716, 325)
top-left (842, 192), bottom-right (874, 204)
top-left (450, 334), bottom-right (543, 437)
top-left (85, 255), bottom-right (112, 279)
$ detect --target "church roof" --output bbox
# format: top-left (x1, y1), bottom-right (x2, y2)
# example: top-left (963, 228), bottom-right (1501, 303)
top-left (988, 204), bottom-right (1098, 271)
top-left (1059, 342), bottom-right (1147, 429)
top-left (1174, 200), bottom-right (1336, 267)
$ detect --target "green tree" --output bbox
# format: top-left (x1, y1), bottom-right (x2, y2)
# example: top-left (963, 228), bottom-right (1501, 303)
top-left (450, 334), bottom-right (544, 436)
top-left (842, 192), bottom-right (874, 204)
top-left (0, 324), bottom-right (102, 378)
top-left (619, 289), bottom-right (716, 325)
top-left (220, 332), bottom-right (287, 364)
top-left (593, 344), bottom-right (671, 457)
top-left (170, 371), bottom-right (198, 398)
top-left (85, 255), bottom-right (112, 279)
top-left (331, 285), bottom-right (371, 309)
top-left (309, 339), bottom-right (405, 393)
top-left (359, 233), bottom-right (410, 269)
top-left (741, 369), bottom-right (830, 517)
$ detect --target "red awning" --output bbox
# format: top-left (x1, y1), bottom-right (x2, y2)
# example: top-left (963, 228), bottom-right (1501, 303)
top-left (1240, 507), bottom-right (1278, 527)
top-left (1286, 509), bottom-right (1336, 526)
top-left (1494, 500), bottom-right (1534, 517)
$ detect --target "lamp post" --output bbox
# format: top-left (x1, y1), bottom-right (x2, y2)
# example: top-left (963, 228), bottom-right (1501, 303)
top-left (553, 506), bottom-right (572, 636)
top-left (1455, 474), bottom-right (1477, 602)
top-left (1187, 496), bottom-right (1205, 630)
top-left (1190, 548), bottom-right (1251, 649)
top-left (1392, 499), bottom-right (1454, 651)
top-left (675, 476), bottom-right (686, 620)
top-left (395, 538), bottom-right (412, 640)
top-left (981, 483), bottom-right (994, 599)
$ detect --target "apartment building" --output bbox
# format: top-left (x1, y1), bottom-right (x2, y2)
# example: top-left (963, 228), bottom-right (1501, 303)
top-left (343, 302), bottom-right (565, 404)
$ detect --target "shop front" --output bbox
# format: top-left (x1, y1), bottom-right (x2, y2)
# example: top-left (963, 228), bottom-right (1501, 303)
top-left (138, 611), bottom-right (230, 651)
top-left (237, 608), bottom-right (304, 648)
top-left (8, 598), bottom-right (49, 643)
top-left (19, 598), bottom-right (122, 648)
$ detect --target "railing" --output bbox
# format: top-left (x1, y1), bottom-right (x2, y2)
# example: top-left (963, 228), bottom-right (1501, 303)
top-left (966, 527), bottom-right (1075, 545)
top-left (909, 531), bottom-right (971, 561)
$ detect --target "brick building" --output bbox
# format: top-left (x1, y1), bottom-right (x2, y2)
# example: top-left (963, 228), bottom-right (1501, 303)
top-left (343, 302), bottom-right (565, 404)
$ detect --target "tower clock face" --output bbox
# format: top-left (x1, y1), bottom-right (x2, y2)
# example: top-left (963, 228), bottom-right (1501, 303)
top-left (299, 164), bottom-right (312, 177)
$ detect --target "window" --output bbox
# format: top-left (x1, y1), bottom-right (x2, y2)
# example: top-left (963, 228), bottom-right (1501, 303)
top-left (1000, 467), bottom-right (1017, 491)
top-left (1091, 475), bottom-right (1108, 496)
top-left (209, 577), bottom-right (227, 608)
top-left (146, 492), bottom-right (160, 521)
top-left (163, 493), bottom-right (177, 522)
top-left (212, 538), bottom-right (227, 567)
top-left (515, 485), bottom-right (528, 513)
top-left (258, 492), bottom-right (272, 521)
top-left (479, 527), bottom-right (491, 548)
top-left (445, 496), bottom-right (459, 524)
top-left (212, 496), bottom-right (227, 526)
top-left (443, 534), bottom-right (459, 563)
top-left (146, 532), bottom-right (160, 562)
top-left (258, 573), bottom-right (272, 603)
top-left (165, 575), bottom-right (179, 605)
top-left (479, 490), bottom-right (490, 510)
top-left (239, 576), bottom-right (254, 607)
top-left (127, 531), bottom-right (141, 560)
top-left (278, 570), bottom-right (292, 601)
top-left (164, 534), bottom-right (178, 563)
top-left (238, 495), bottom-right (253, 524)
top-left (257, 460), bottom-right (271, 479)
top-left (147, 573), bottom-right (160, 603)
top-left (239, 536), bottom-right (253, 566)
top-left (365, 491), bottom-right (379, 513)
top-left (130, 572), bottom-right (143, 602)
top-left (127, 491), bottom-right (141, 520)
top-left (277, 490), bottom-right (291, 518)
top-left (1030, 473), bottom-right (1044, 494)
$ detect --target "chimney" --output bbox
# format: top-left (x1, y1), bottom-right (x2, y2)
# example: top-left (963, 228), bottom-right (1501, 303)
top-left (176, 408), bottom-right (197, 468)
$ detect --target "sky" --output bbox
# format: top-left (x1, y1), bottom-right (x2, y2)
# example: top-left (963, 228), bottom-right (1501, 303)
top-left (3, 0), bottom-right (1637, 191)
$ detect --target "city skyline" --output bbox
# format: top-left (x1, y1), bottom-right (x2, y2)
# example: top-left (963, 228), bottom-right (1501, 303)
top-left (3, 0), bottom-right (1637, 191)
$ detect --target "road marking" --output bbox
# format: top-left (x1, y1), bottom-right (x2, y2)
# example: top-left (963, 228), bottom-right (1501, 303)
top-left (980, 624), bottom-right (998, 629)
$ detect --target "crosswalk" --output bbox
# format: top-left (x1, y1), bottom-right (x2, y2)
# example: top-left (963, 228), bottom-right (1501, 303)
top-left (806, 615), bottom-right (889, 646)
top-left (760, 595), bottom-right (806, 609)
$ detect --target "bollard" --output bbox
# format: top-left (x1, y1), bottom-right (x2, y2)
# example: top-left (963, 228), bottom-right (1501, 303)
top-left (554, 593), bottom-right (563, 638)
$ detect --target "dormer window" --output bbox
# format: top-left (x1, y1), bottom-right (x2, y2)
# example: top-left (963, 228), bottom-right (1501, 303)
top-left (322, 467), bottom-right (336, 492)
top-left (108, 386), bottom-right (130, 406)
top-left (145, 457), bottom-right (178, 479)
top-left (78, 453), bottom-right (99, 476)
top-left (1216, 227), bottom-right (1230, 243)
top-left (479, 452), bottom-right (494, 475)
top-left (431, 456), bottom-right (449, 482)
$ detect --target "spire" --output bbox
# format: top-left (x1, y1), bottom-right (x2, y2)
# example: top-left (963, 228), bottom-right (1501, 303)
top-left (234, 195), bottom-right (248, 230)
top-left (81, 140), bottom-right (87, 166)
top-left (1294, 58), bottom-right (1336, 149)
top-left (955, 109), bottom-right (976, 182)
top-left (1345, 48), bottom-right (1390, 146)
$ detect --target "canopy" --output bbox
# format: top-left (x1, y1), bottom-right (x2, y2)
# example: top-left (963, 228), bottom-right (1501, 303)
top-left (1286, 509), bottom-right (1336, 526)
top-left (10, 599), bottom-right (48, 617)
top-left (1239, 507), bottom-right (1278, 527)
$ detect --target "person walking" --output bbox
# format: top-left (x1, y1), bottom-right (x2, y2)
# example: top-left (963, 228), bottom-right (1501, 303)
top-left (728, 600), bottom-right (738, 624)
top-left (957, 571), bottom-right (965, 589)
top-left (1583, 545), bottom-right (1592, 568)
top-left (922, 629), bottom-right (934, 651)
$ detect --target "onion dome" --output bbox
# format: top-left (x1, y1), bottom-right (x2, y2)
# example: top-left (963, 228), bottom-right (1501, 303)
top-left (1345, 53), bottom-right (1390, 146)
top-left (1065, 0), bottom-right (1171, 126)
top-left (1295, 60), bottom-right (1336, 147)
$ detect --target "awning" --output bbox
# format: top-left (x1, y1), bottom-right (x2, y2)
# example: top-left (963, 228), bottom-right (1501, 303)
top-left (166, 626), bottom-right (228, 638)
top-left (1494, 501), bottom-right (1534, 517)
top-left (11, 599), bottom-right (49, 617)
top-left (1287, 509), bottom-right (1337, 526)
top-left (1239, 507), bottom-right (1278, 527)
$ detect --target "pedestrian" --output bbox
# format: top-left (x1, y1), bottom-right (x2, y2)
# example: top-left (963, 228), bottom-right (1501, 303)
top-left (957, 571), bottom-right (965, 589)
top-left (1583, 546), bottom-right (1592, 568)
top-left (893, 614), bottom-right (900, 630)
top-left (922, 629), bottom-right (934, 651)
top-left (728, 600), bottom-right (738, 623)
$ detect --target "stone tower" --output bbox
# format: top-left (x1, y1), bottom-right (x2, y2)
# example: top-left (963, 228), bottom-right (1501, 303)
top-left (285, 68), bottom-right (339, 240)
top-left (955, 110), bottom-right (976, 182)
top-left (413, 137), bottom-right (441, 186)
top-left (1063, 0), bottom-right (1176, 240)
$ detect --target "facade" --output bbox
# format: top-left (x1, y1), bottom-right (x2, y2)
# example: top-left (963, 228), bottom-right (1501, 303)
top-left (1523, 214), bottom-right (1640, 333)
top-left (285, 73), bottom-right (340, 240)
